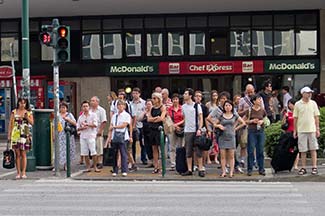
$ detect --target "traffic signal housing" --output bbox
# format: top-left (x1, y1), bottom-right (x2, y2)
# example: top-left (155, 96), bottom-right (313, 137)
top-left (55, 25), bottom-right (70, 64)
top-left (40, 25), bottom-right (53, 46)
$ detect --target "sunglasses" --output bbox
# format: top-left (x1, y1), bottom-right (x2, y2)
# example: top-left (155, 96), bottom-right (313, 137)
top-left (152, 97), bottom-right (158, 100)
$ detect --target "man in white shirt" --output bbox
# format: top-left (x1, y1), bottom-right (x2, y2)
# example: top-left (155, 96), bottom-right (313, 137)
top-left (282, 86), bottom-right (292, 113)
top-left (90, 96), bottom-right (107, 169)
top-left (181, 88), bottom-right (205, 177)
top-left (77, 100), bottom-right (100, 173)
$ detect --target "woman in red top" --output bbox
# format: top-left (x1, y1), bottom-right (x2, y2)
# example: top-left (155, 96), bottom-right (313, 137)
top-left (282, 98), bottom-right (299, 170)
top-left (167, 93), bottom-right (184, 171)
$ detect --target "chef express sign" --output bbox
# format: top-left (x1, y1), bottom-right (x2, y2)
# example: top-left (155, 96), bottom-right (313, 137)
top-left (159, 61), bottom-right (264, 75)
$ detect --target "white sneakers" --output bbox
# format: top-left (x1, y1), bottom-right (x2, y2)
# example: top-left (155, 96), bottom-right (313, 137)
top-left (112, 172), bottom-right (127, 177)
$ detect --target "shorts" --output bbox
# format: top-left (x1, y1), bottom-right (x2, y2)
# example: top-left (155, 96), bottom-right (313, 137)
top-left (96, 136), bottom-right (104, 155)
top-left (184, 132), bottom-right (203, 158)
top-left (298, 132), bottom-right (319, 152)
top-left (80, 138), bottom-right (97, 156)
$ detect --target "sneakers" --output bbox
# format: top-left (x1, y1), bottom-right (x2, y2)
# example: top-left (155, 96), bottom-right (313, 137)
top-left (240, 159), bottom-right (245, 168)
top-left (181, 170), bottom-right (193, 176)
top-left (198, 170), bottom-right (205, 177)
top-left (235, 166), bottom-right (244, 174)
top-left (247, 171), bottom-right (252, 176)
top-left (259, 170), bottom-right (266, 176)
top-left (112, 173), bottom-right (117, 177)
top-left (122, 172), bottom-right (127, 177)
top-left (193, 165), bottom-right (198, 171)
top-left (96, 163), bottom-right (103, 169)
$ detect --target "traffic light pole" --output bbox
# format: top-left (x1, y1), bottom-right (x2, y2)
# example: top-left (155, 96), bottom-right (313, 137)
top-left (52, 19), bottom-right (61, 176)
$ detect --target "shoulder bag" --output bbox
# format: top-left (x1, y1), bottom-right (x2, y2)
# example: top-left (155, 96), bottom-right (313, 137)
top-left (3, 141), bottom-right (15, 169)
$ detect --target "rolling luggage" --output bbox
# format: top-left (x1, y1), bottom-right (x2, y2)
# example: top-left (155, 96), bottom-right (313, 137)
top-left (176, 147), bottom-right (187, 174)
top-left (271, 132), bottom-right (298, 173)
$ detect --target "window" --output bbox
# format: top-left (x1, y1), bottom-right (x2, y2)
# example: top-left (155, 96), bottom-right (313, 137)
top-left (252, 30), bottom-right (273, 56)
top-left (125, 33), bottom-right (141, 57)
top-left (296, 30), bottom-right (317, 55)
top-left (189, 32), bottom-right (205, 55)
top-left (230, 30), bottom-right (251, 56)
top-left (1, 21), bottom-right (19, 62)
top-left (187, 16), bottom-right (207, 27)
top-left (168, 32), bottom-right (184, 56)
top-left (82, 34), bottom-right (101, 60)
top-left (145, 17), bottom-right (164, 28)
top-left (209, 30), bottom-right (227, 56)
top-left (1, 33), bottom-right (19, 61)
top-left (147, 33), bottom-right (162, 56)
top-left (274, 29), bottom-right (294, 56)
top-left (124, 18), bottom-right (143, 29)
top-left (166, 17), bottom-right (186, 28)
top-left (103, 33), bottom-right (122, 59)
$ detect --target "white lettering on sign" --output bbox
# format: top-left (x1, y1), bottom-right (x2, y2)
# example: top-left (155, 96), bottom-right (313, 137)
top-left (189, 64), bottom-right (233, 72)
top-left (242, 61), bottom-right (254, 73)
top-left (110, 65), bottom-right (154, 73)
top-left (269, 62), bottom-right (315, 71)
top-left (169, 63), bottom-right (180, 74)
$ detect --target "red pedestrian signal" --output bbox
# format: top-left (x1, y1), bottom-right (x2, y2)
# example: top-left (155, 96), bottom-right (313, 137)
top-left (40, 25), bottom-right (53, 46)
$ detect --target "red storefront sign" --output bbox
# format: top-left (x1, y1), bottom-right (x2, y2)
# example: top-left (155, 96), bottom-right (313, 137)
top-left (159, 60), bottom-right (264, 75)
top-left (0, 66), bottom-right (13, 78)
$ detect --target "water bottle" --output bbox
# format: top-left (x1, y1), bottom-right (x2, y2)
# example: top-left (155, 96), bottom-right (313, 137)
top-left (201, 127), bottom-right (207, 135)
top-left (256, 124), bottom-right (261, 131)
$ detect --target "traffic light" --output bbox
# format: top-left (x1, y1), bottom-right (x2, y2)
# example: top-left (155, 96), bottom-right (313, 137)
top-left (55, 25), bottom-right (70, 64)
top-left (40, 25), bottom-right (53, 46)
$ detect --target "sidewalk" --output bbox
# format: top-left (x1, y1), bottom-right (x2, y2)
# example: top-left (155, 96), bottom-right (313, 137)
top-left (1, 135), bottom-right (325, 182)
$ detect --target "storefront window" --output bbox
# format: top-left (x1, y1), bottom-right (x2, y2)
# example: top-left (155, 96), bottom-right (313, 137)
top-left (1, 33), bottom-right (19, 61)
top-left (125, 33), bottom-right (141, 57)
top-left (296, 30), bottom-right (317, 55)
top-left (293, 74), bottom-right (318, 96)
top-left (274, 29), bottom-right (294, 56)
top-left (82, 34), bottom-right (101, 60)
top-left (230, 30), bottom-right (251, 57)
top-left (252, 30), bottom-right (273, 56)
top-left (189, 32), bottom-right (205, 55)
top-left (209, 30), bottom-right (227, 56)
top-left (147, 33), bottom-right (162, 56)
top-left (168, 32), bottom-right (184, 56)
top-left (103, 33), bottom-right (122, 59)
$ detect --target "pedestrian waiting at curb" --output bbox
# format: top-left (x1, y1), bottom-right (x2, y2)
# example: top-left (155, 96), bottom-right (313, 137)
top-left (293, 87), bottom-right (320, 176)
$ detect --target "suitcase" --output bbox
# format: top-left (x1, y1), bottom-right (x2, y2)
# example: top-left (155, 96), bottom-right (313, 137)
top-left (271, 133), bottom-right (298, 173)
top-left (176, 147), bottom-right (188, 174)
top-left (103, 147), bottom-right (114, 166)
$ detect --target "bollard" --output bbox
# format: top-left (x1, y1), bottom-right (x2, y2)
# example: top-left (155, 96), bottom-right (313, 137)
top-left (159, 126), bottom-right (166, 177)
top-left (64, 123), bottom-right (71, 178)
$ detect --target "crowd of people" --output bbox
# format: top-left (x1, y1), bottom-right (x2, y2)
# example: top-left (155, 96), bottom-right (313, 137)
top-left (7, 81), bottom-right (321, 179)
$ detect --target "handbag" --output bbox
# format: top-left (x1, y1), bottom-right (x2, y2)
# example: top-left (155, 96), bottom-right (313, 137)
top-left (195, 135), bottom-right (212, 151)
top-left (281, 117), bottom-right (289, 131)
top-left (172, 110), bottom-right (184, 137)
top-left (263, 116), bottom-right (271, 127)
top-left (112, 114), bottom-right (126, 144)
top-left (103, 147), bottom-right (114, 166)
top-left (65, 113), bottom-right (77, 136)
top-left (163, 115), bottom-right (174, 134)
top-left (3, 141), bottom-right (15, 169)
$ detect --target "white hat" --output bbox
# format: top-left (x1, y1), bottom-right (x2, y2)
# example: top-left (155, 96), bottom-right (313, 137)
top-left (300, 86), bottom-right (314, 94)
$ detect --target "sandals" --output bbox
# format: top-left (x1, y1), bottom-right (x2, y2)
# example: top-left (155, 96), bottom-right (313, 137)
top-left (311, 168), bottom-right (318, 175)
top-left (15, 174), bottom-right (21, 179)
top-left (298, 168), bottom-right (307, 175)
top-left (152, 168), bottom-right (160, 174)
top-left (220, 173), bottom-right (226, 178)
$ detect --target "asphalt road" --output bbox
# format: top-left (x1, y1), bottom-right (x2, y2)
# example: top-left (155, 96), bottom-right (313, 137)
top-left (0, 180), bottom-right (324, 216)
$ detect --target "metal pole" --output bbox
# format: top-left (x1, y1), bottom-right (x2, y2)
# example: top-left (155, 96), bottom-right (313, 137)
top-left (10, 43), bottom-right (17, 105)
top-left (159, 126), bottom-right (166, 177)
top-left (53, 64), bottom-right (60, 177)
top-left (51, 18), bottom-right (60, 177)
top-left (21, 0), bottom-right (30, 101)
top-left (22, 0), bottom-right (36, 172)
top-left (65, 124), bottom-right (71, 178)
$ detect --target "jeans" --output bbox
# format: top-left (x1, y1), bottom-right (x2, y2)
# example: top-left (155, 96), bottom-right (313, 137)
top-left (112, 141), bottom-right (128, 174)
top-left (247, 129), bottom-right (265, 173)
top-left (143, 130), bottom-right (153, 160)
top-left (132, 128), bottom-right (147, 163)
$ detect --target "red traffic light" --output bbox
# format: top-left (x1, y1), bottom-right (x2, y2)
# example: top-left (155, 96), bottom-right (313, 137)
top-left (40, 32), bottom-right (51, 45)
top-left (58, 26), bottom-right (68, 38)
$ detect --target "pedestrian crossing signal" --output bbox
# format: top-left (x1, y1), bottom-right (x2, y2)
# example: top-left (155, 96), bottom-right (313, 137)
top-left (55, 26), bottom-right (70, 64)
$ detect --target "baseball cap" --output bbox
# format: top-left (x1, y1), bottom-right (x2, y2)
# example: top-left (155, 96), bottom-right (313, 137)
top-left (300, 86), bottom-right (314, 94)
